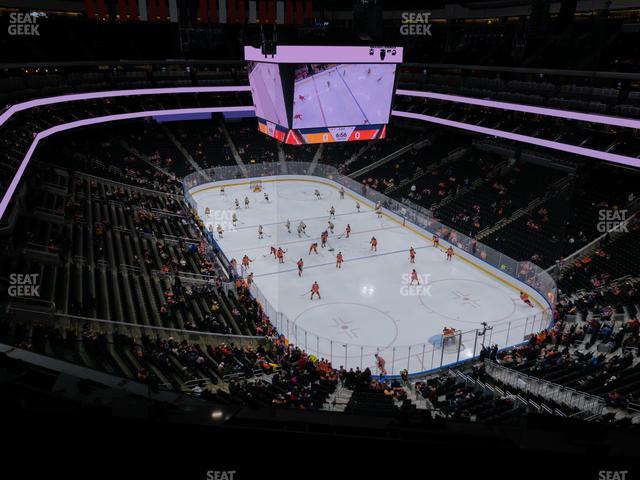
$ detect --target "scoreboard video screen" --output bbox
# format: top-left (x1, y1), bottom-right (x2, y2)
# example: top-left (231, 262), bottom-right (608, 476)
top-left (245, 45), bottom-right (403, 144)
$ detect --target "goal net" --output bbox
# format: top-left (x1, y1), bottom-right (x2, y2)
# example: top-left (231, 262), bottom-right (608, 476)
top-left (250, 180), bottom-right (263, 192)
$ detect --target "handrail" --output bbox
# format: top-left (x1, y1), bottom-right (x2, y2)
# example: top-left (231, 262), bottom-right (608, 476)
top-left (484, 360), bottom-right (605, 415)
top-left (7, 304), bottom-right (265, 344)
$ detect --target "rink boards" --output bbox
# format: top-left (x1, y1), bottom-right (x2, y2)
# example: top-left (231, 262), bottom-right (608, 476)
top-left (188, 175), bottom-right (551, 374)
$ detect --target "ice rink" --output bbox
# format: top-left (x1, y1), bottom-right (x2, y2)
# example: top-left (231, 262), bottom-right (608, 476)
top-left (192, 178), bottom-right (548, 374)
top-left (292, 64), bottom-right (396, 129)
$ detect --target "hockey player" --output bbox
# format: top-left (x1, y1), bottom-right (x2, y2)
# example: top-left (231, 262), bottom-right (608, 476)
top-left (285, 219), bottom-right (291, 234)
top-left (297, 258), bottom-right (304, 276)
top-left (310, 281), bottom-right (321, 300)
top-left (270, 246), bottom-right (277, 258)
top-left (375, 353), bottom-right (387, 376)
top-left (433, 234), bottom-right (439, 248)
top-left (216, 224), bottom-right (224, 239)
top-left (314, 189), bottom-right (321, 200)
top-left (345, 224), bottom-right (351, 238)
top-left (370, 236), bottom-right (378, 252)
top-left (294, 113), bottom-right (302, 120)
top-left (410, 269), bottom-right (420, 285)
top-left (329, 206), bottom-right (335, 219)
top-left (241, 255), bottom-right (254, 272)
top-left (232, 212), bottom-right (238, 227)
top-left (298, 94), bottom-right (306, 102)
top-left (258, 225), bottom-right (264, 239)
top-left (297, 221), bottom-right (307, 238)
top-left (339, 186), bottom-right (345, 199)
top-left (321, 230), bottom-right (329, 248)
top-left (309, 242), bottom-right (318, 255)
top-left (409, 247), bottom-right (416, 263)
top-left (446, 246), bottom-right (454, 261)
top-left (356, 201), bottom-right (361, 213)
top-left (244, 196), bottom-right (250, 209)
top-left (220, 186), bottom-right (225, 195)
top-left (375, 201), bottom-right (383, 218)
top-left (520, 291), bottom-right (534, 308)
top-left (328, 220), bottom-right (335, 234)
top-left (234, 198), bottom-right (240, 209)
top-left (264, 192), bottom-right (270, 203)
top-left (277, 247), bottom-right (286, 264)
top-left (336, 251), bottom-right (344, 269)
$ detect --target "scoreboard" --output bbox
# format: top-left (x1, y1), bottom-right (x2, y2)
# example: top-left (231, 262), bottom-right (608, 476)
top-left (245, 45), bottom-right (403, 144)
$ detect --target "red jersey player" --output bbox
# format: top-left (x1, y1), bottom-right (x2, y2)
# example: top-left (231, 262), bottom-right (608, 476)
top-left (520, 291), bottom-right (534, 308)
top-left (446, 246), bottom-right (454, 261)
top-left (409, 247), bottom-right (416, 263)
top-left (241, 255), bottom-right (253, 271)
top-left (410, 269), bottom-right (420, 285)
top-left (345, 224), bottom-right (351, 238)
top-left (298, 94), bottom-right (306, 101)
top-left (277, 247), bottom-right (286, 264)
top-left (336, 251), bottom-right (344, 268)
top-left (433, 234), bottom-right (439, 248)
top-left (370, 236), bottom-right (378, 252)
top-left (375, 353), bottom-right (387, 376)
top-left (297, 259), bottom-right (304, 277)
top-left (310, 281), bottom-right (321, 300)
top-left (309, 242), bottom-right (318, 255)
top-left (321, 231), bottom-right (329, 248)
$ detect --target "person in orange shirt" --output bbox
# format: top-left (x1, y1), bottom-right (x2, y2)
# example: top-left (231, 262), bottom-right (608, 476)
top-left (336, 251), bottom-right (344, 268)
top-left (241, 255), bottom-right (254, 273)
top-left (410, 269), bottom-right (419, 285)
top-left (345, 224), bottom-right (351, 238)
top-left (309, 242), bottom-right (318, 255)
top-left (277, 247), bottom-right (286, 264)
top-left (446, 246), bottom-right (454, 261)
top-left (370, 236), bottom-right (378, 252)
top-left (297, 258), bottom-right (304, 277)
top-left (433, 234), bottom-right (439, 248)
top-left (520, 291), bottom-right (534, 308)
top-left (409, 247), bottom-right (416, 263)
top-left (310, 281), bottom-right (321, 300)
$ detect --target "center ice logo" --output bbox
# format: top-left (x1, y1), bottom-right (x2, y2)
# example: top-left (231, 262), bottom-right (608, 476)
top-left (400, 272), bottom-right (432, 296)
top-left (400, 12), bottom-right (433, 36)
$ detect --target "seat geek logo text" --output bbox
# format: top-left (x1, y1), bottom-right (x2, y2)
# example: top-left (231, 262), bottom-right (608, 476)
top-left (8, 13), bottom-right (41, 36)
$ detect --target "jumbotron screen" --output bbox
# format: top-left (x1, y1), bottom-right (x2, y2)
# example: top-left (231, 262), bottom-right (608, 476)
top-left (245, 45), bottom-right (403, 144)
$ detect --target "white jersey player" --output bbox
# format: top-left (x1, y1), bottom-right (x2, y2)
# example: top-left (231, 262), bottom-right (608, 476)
top-left (314, 189), bottom-right (321, 200)
top-left (328, 220), bottom-right (334, 234)
top-left (216, 224), bottom-right (224, 238)
top-left (264, 192), bottom-right (270, 203)
top-left (356, 201), bottom-right (361, 213)
top-left (244, 196), bottom-right (250, 208)
top-left (232, 212), bottom-right (238, 227)
top-left (220, 186), bottom-right (225, 195)
top-left (339, 186), bottom-right (345, 199)
top-left (285, 219), bottom-right (291, 233)
top-left (329, 206), bottom-right (335, 219)
top-left (234, 198), bottom-right (240, 209)
top-left (258, 225), bottom-right (264, 239)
